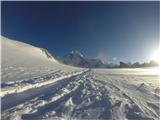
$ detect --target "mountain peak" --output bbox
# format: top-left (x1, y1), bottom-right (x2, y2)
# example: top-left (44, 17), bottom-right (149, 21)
top-left (59, 50), bottom-right (107, 68)
top-left (70, 50), bottom-right (84, 58)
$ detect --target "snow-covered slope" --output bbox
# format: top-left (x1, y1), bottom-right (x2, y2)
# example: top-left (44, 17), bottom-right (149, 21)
top-left (2, 36), bottom-right (57, 67)
top-left (1, 36), bottom-right (83, 83)
top-left (59, 50), bottom-right (105, 68)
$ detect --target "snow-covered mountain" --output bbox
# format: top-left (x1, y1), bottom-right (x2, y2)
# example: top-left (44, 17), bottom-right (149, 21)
top-left (59, 50), bottom-right (85, 66)
top-left (59, 50), bottom-right (106, 68)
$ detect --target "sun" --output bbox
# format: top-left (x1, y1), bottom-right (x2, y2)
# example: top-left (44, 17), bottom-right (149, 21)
top-left (150, 47), bottom-right (160, 64)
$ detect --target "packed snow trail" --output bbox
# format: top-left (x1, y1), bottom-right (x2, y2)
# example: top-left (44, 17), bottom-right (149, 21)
top-left (2, 69), bottom-right (159, 120)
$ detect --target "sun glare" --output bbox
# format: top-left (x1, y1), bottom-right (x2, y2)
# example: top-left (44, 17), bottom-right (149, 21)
top-left (151, 47), bottom-right (160, 64)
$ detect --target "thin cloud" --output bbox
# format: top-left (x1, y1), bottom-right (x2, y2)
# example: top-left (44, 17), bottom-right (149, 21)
top-left (96, 52), bottom-right (108, 64)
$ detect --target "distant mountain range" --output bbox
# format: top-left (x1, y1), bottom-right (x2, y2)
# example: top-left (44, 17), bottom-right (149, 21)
top-left (58, 50), bottom-right (159, 68)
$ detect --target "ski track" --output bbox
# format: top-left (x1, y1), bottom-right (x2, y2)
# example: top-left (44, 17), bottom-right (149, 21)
top-left (1, 69), bottom-right (160, 120)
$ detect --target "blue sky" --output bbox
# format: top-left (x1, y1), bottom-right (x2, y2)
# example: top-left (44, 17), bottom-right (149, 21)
top-left (1, 1), bottom-right (159, 63)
